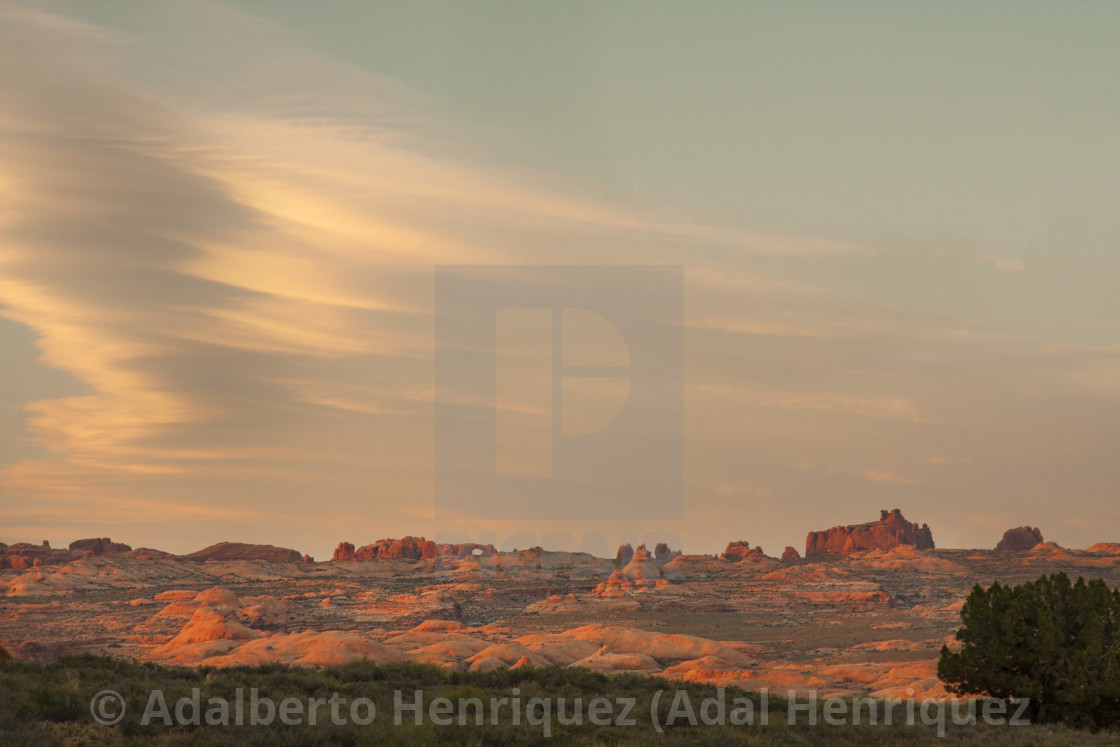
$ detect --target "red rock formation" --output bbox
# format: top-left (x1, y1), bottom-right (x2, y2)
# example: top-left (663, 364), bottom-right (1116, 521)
top-left (332, 542), bottom-right (357, 561)
top-left (339, 538), bottom-right (496, 562)
top-left (721, 541), bottom-right (768, 562)
top-left (183, 542), bottom-right (306, 563)
top-left (781, 546), bottom-right (801, 561)
top-left (995, 526), bottom-right (1044, 552)
top-left (653, 542), bottom-right (681, 563)
top-left (615, 544), bottom-right (634, 566)
top-left (1, 542), bottom-right (68, 569)
top-left (356, 537), bottom-right (423, 560)
top-left (68, 538), bottom-right (132, 556)
top-left (805, 509), bottom-right (934, 558)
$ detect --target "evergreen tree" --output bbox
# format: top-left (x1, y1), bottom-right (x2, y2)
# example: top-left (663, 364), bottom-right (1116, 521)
top-left (938, 572), bottom-right (1120, 729)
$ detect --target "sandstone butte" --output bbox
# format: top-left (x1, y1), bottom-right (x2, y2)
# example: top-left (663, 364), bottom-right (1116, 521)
top-left (805, 508), bottom-right (934, 558)
top-left (995, 526), bottom-right (1044, 552)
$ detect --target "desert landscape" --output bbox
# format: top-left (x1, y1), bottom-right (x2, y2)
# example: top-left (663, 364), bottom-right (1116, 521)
top-left (5, 509), bottom-right (1119, 705)
top-left (4, 3), bottom-right (1120, 741)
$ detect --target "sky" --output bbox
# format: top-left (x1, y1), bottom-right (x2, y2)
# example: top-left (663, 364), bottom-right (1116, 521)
top-left (1, 1), bottom-right (1119, 559)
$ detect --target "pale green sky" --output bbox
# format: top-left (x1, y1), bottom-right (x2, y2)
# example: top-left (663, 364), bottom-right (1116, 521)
top-left (1, 1), bottom-right (1118, 557)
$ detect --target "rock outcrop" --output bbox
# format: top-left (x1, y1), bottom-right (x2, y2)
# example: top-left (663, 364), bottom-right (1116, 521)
top-left (183, 542), bottom-right (306, 563)
top-left (805, 509), bottom-right (934, 558)
top-left (125, 548), bottom-right (175, 560)
top-left (1, 542), bottom-right (62, 570)
top-left (721, 541), bottom-right (769, 562)
top-left (781, 546), bottom-right (801, 561)
top-left (995, 526), bottom-right (1044, 553)
top-left (616, 542), bottom-right (679, 565)
top-left (356, 537), bottom-right (436, 560)
top-left (69, 538), bottom-right (133, 556)
top-left (1, 538), bottom-right (138, 569)
top-left (341, 537), bottom-right (497, 561)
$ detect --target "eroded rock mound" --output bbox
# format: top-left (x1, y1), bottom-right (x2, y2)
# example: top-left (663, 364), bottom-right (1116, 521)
top-left (805, 509), bottom-right (934, 558)
top-left (995, 526), bottom-right (1044, 553)
top-left (721, 541), bottom-right (769, 562)
top-left (124, 548), bottom-right (175, 560)
top-left (184, 542), bottom-right (306, 563)
top-left (781, 546), bottom-right (801, 561)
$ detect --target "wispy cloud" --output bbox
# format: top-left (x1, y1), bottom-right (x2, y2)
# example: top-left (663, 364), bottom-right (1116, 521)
top-left (2, 1), bottom-right (1117, 557)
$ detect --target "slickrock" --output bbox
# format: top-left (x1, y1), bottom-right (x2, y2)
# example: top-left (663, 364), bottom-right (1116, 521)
top-left (570, 647), bottom-right (661, 673)
top-left (524, 593), bottom-right (591, 614)
top-left (514, 634), bottom-right (600, 666)
top-left (469, 656), bottom-right (507, 672)
top-left (237, 596), bottom-right (295, 629)
top-left (805, 508), bottom-right (934, 558)
top-left (354, 591), bottom-right (462, 627)
top-left (557, 624), bottom-right (750, 665)
top-left (405, 637), bottom-right (491, 668)
top-left (159, 631), bottom-right (409, 668)
top-left (158, 606), bottom-right (259, 648)
top-left (195, 586), bottom-right (240, 607)
top-left (851, 545), bottom-right (965, 573)
top-left (154, 601), bottom-right (199, 618)
top-left (409, 619), bottom-right (464, 633)
top-left (465, 642), bottom-right (551, 668)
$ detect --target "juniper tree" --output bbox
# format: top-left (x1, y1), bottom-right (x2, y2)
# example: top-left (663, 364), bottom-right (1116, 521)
top-left (938, 572), bottom-right (1120, 729)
